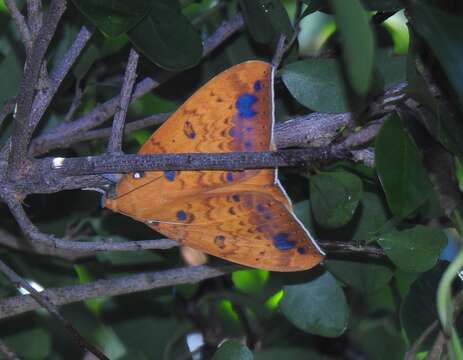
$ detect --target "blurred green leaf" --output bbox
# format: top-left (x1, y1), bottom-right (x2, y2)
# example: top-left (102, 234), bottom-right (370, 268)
top-left (375, 113), bottom-right (432, 218)
top-left (72, 0), bottom-right (152, 37)
top-left (352, 318), bottom-right (406, 360)
top-left (0, 31), bottom-right (23, 107)
top-left (406, 32), bottom-right (463, 158)
top-left (330, 0), bottom-right (375, 95)
top-left (375, 49), bottom-right (406, 89)
top-left (400, 262), bottom-right (448, 350)
top-left (455, 157), bottom-right (463, 192)
top-left (213, 339), bottom-right (253, 360)
top-left (265, 289), bottom-right (283, 310)
top-left (239, 0), bottom-right (293, 45)
top-left (5, 328), bottom-right (51, 360)
top-left (361, 0), bottom-right (402, 11)
top-left (310, 171), bottom-right (363, 228)
top-left (254, 347), bottom-right (325, 360)
top-left (327, 259), bottom-right (393, 294)
top-left (378, 225), bottom-right (447, 272)
top-left (351, 191), bottom-right (392, 242)
top-left (410, 2), bottom-right (463, 110)
top-left (281, 58), bottom-right (349, 113)
top-left (128, 0), bottom-right (203, 71)
top-left (232, 269), bottom-right (269, 294)
top-left (280, 271), bottom-right (349, 337)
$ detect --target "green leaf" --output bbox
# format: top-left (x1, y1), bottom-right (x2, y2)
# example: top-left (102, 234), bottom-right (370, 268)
top-left (330, 0), bottom-right (375, 95)
top-left (400, 262), bottom-right (448, 351)
top-left (213, 339), bottom-right (253, 360)
top-left (410, 2), bottom-right (463, 110)
top-left (351, 318), bottom-right (406, 360)
top-left (310, 171), bottom-right (363, 228)
top-left (5, 328), bottom-right (51, 359)
top-left (293, 200), bottom-right (314, 231)
top-left (71, 0), bottom-right (152, 37)
top-left (280, 271), bottom-right (349, 337)
top-left (351, 191), bottom-right (392, 242)
top-left (375, 113), bottom-right (432, 218)
top-left (254, 347), bottom-right (325, 360)
top-left (361, 0), bottom-right (402, 11)
top-left (232, 269), bottom-right (269, 294)
top-left (378, 225), bottom-right (447, 272)
top-left (128, 0), bottom-right (203, 71)
top-left (239, 0), bottom-right (293, 45)
top-left (327, 259), bottom-right (393, 294)
top-left (281, 58), bottom-right (349, 113)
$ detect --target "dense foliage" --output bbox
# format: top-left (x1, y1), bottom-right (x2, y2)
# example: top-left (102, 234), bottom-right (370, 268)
top-left (0, 0), bottom-right (462, 359)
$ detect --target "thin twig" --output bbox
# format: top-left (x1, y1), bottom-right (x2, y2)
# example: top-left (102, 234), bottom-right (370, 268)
top-left (425, 330), bottom-right (446, 360)
top-left (29, 14), bottom-right (245, 156)
top-left (29, 26), bottom-right (93, 135)
top-left (0, 338), bottom-right (21, 360)
top-left (107, 48), bottom-right (139, 154)
top-left (0, 227), bottom-right (91, 261)
top-left (0, 258), bottom-right (109, 359)
top-left (4, 0), bottom-right (32, 52)
top-left (271, 34), bottom-right (287, 69)
top-left (7, 0), bottom-right (66, 176)
top-left (0, 264), bottom-right (237, 320)
top-left (405, 320), bottom-right (439, 360)
top-left (1, 26), bottom-right (93, 158)
top-left (48, 113), bottom-right (169, 148)
top-left (63, 80), bottom-right (84, 122)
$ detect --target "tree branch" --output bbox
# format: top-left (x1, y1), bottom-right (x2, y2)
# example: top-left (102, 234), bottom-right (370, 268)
top-left (0, 264), bottom-right (238, 320)
top-left (107, 48), bottom-right (139, 154)
top-left (7, 0), bottom-right (66, 176)
top-left (0, 258), bottom-right (108, 359)
top-left (47, 147), bottom-right (344, 176)
top-left (28, 14), bottom-right (245, 156)
top-left (2, 192), bottom-right (179, 251)
top-left (5, 0), bottom-right (32, 52)
top-left (318, 241), bottom-right (384, 258)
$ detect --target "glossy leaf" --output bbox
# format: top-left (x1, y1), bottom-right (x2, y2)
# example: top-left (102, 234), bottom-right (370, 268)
top-left (378, 225), bottom-right (447, 273)
top-left (351, 191), bottom-right (391, 242)
top-left (310, 171), bottom-right (363, 228)
top-left (128, 0), bottom-right (203, 71)
top-left (254, 347), bottom-right (325, 360)
top-left (330, 0), bottom-right (375, 95)
top-left (212, 340), bottom-right (253, 360)
top-left (239, 0), bottom-right (293, 45)
top-left (410, 2), bottom-right (463, 110)
top-left (280, 271), bottom-right (349, 337)
top-left (282, 58), bottom-right (349, 113)
top-left (375, 113), bottom-right (432, 218)
top-left (71, 0), bottom-right (152, 37)
top-left (327, 259), bottom-right (393, 294)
